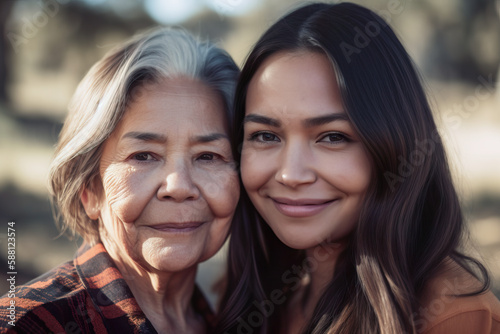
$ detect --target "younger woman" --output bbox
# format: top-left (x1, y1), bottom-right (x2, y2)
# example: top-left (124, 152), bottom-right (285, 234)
top-left (216, 3), bottom-right (500, 333)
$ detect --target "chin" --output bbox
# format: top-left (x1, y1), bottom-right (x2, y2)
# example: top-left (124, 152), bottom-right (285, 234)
top-left (276, 229), bottom-right (349, 251)
top-left (142, 243), bottom-right (203, 273)
top-left (275, 233), bottom-right (318, 250)
top-left (147, 254), bottom-right (201, 273)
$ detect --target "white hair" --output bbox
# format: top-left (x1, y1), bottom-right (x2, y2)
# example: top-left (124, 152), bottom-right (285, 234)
top-left (49, 27), bottom-right (239, 244)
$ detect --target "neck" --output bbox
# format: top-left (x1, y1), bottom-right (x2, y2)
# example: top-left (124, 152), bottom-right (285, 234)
top-left (302, 241), bottom-right (346, 317)
top-left (283, 241), bottom-right (347, 334)
top-left (100, 236), bottom-right (204, 333)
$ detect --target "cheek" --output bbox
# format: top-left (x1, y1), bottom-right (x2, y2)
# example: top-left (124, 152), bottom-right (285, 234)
top-left (325, 149), bottom-right (372, 195)
top-left (348, 150), bottom-right (372, 194)
top-left (199, 166), bottom-right (240, 219)
top-left (101, 164), bottom-right (156, 223)
top-left (240, 145), bottom-right (271, 193)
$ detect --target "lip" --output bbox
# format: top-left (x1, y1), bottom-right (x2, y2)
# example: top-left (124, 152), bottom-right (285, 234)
top-left (148, 222), bottom-right (206, 233)
top-left (271, 197), bottom-right (336, 217)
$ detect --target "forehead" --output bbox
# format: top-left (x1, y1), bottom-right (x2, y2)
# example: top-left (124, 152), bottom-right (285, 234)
top-left (251, 51), bottom-right (335, 84)
top-left (246, 51), bottom-right (343, 120)
top-left (115, 77), bottom-right (228, 135)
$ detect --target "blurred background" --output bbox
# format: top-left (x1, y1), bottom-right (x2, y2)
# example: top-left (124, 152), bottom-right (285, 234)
top-left (0, 0), bottom-right (499, 306)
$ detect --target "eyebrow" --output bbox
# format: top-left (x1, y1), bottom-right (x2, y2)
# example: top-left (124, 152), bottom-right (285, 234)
top-left (122, 132), bottom-right (167, 143)
top-left (243, 112), bottom-right (349, 128)
top-left (191, 133), bottom-right (229, 144)
top-left (243, 114), bottom-right (281, 127)
top-left (121, 131), bottom-right (228, 145)
top-left (303, 113), bottom-right (350, 127)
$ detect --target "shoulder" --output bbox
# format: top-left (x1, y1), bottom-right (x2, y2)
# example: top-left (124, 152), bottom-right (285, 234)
top-left (0, 261), bottom-right (92, 333)
top-left (416, 260), bottom-right (500, 334)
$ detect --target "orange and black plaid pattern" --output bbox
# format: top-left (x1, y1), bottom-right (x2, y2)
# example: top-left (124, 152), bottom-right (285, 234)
top-left (0, 243), bottom-right (214, 333)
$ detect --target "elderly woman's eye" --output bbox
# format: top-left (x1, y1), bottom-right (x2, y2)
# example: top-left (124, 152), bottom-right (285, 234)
top-left (133, 152), bottom-right (155, 161)
top-left (198, 152), bottom-right (227, 163)
top-left (198, 153), bottom-right (217, 161)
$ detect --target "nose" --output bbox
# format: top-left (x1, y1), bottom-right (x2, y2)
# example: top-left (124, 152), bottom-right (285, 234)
top-left (275, 141), bottom-right (316, 188)
top-left (157, 159), bottom-right (200, 202)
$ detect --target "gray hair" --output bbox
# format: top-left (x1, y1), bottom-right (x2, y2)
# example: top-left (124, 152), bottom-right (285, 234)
top-left (49, 27), bottom-right (240, 244)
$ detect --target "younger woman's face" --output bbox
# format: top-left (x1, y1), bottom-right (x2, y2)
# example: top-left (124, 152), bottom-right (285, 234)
top-left (241, 51), bottom-right (371, 250)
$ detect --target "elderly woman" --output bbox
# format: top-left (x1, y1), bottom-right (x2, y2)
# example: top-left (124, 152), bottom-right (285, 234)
top-left (0, 28), bottom-right (239, 333)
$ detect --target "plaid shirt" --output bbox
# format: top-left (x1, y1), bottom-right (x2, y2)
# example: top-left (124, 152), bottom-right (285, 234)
top-left (0, 243), bottom-right (215, 333)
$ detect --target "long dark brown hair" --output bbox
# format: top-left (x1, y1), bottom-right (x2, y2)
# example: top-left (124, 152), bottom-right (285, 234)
top-left (215, 3), bottom-right (489, 333)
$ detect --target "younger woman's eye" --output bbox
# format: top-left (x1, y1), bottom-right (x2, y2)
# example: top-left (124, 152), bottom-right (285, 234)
top-left (249, 132), bottom-right (280, 142)
top-left (318, 133), bottom-right (349, 144)
top-left (132, 152), bottom-right (155, 161)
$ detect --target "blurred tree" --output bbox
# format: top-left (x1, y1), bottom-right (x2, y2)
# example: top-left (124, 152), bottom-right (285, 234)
top-left (0, 1), bottom-right (14, 103)
top-left (424, 0), bottom-right (500, 83)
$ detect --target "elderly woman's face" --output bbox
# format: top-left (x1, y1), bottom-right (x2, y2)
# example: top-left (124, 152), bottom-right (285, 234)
top-left (83, 78), bottom-right (239, 272)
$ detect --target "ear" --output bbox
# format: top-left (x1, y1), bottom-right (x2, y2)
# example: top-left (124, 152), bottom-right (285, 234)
top-left (81, 187), bottom-right (101, 220)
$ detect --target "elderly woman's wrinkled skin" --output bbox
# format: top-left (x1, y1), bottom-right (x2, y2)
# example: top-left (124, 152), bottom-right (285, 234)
top-left (81, 77), bottom-right (239, 332)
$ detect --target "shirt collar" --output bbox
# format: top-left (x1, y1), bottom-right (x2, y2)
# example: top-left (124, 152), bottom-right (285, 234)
top-left (74, 242), bottom-right (215, 332)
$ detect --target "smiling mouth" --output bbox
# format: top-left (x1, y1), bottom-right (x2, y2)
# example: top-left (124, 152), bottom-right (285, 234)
top-left (149, 222), bottom-right (206, 232)
top-left (270, 197), bottom-right (337, 217)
